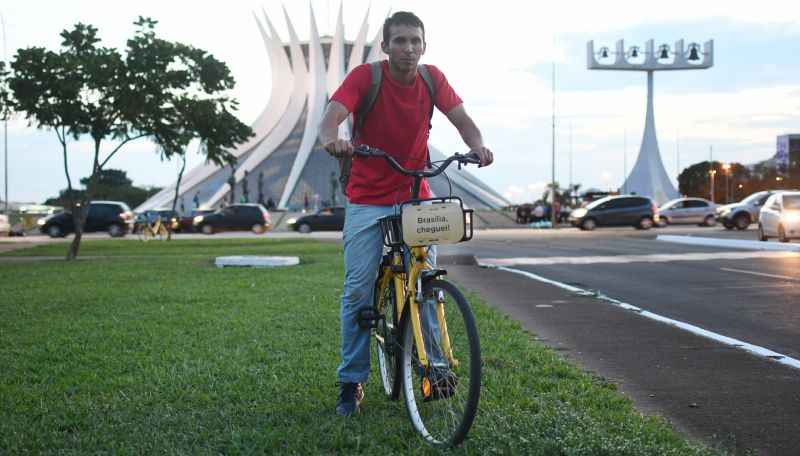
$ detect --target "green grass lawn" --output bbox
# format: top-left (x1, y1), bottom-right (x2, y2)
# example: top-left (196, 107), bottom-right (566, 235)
top-left (0, 239), bottom-right (725, 455)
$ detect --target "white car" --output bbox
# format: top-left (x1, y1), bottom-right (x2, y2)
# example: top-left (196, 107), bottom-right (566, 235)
top-left (0, 214), bottom-right (10, 236)
top-left (659, 197), bottom-right (717, 226)
top-left (758, 192), bottom-right (800, 242)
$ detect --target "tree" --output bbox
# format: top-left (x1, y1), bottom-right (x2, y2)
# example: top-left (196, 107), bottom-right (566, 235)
top-left (43, 168), bottom-right (161, 208)
top-left (679, 161), bottom-right (750, 203)
top-left (542, 182), bottom-right (570, 207)
top-left (0, 60), bottom-right (10, 120)
top-left (10, 18), bottom-right (253, 259)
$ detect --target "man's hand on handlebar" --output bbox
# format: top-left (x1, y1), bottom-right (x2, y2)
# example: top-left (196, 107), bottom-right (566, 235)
top-left (325, 139), bottom-right (354, 158)
top-left (469, 146), bottom-right (493, 168)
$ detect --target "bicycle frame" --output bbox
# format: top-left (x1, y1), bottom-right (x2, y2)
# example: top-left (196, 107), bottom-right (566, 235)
top-left (375, 244), bottom-right (458, 369)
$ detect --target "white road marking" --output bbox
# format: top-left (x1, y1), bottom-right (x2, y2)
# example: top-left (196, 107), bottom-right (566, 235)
top-left (720, 267), bottom-right (799, 281)
top-left (484, 265), bottom-right (800, 371)
top-left (478, 250), bottom-right (799, 267)
top-left (657, 235), bottom-right (800, 251)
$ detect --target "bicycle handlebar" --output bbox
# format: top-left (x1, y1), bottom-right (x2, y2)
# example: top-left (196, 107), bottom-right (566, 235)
top-left (353, 145), bottom-right (480, 179)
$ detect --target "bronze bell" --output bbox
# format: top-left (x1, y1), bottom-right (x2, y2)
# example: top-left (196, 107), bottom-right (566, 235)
top-left (688, 44), bottom-right (700, 61)
top-left (630, 47), bottom-right (639, 58)
top-left (600, 47), bottom-right (609, 58)
top-left (658, 44), bottom-right (670, 59)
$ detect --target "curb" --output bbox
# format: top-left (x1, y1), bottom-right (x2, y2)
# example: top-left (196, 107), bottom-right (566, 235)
top-left (656, 235), bottom-right (800, 251)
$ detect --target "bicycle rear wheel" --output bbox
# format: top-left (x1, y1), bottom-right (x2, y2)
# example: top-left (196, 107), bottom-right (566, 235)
top-left (400, 279), bottom-right (481, 447)
top-left (374, 279), bottom-right (401, 400)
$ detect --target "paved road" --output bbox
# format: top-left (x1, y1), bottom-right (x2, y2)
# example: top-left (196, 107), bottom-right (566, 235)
top-left (441, 224), bottom-right (800, 455)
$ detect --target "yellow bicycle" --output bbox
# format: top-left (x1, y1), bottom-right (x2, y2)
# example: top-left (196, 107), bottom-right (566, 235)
top-left (354, 145), bottom-right (481, 448)
top-left (138, 216), bottom-right (170, 241)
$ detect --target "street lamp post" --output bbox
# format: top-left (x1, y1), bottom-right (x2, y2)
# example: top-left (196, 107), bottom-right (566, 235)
top-left (709, 169), bottom-right (717, 203)
top-left (587, 38), bottom-right (713, 204)
top-left (551, 54), bottom-right (557, 228)
top-left (1, 11), bottom-right (7, 214)
top-left (722, 163), bottom-right (731, 203)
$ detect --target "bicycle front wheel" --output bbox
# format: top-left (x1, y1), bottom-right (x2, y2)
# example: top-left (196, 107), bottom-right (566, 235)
top-left (374, 278), bottom-right (401, 400)
top-left (401, 279), bottom-right (481, 448)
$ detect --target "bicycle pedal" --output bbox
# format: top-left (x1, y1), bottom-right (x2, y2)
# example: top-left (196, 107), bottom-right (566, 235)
top-left (357, 308), bottom-right (384, 329)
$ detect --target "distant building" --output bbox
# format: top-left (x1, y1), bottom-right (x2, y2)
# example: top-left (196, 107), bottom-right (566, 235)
top-left (776, 134), bottom-right (800, 174)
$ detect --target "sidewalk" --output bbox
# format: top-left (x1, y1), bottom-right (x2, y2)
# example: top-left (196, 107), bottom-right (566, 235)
top-left (441, 257), bottom-right (800, 456)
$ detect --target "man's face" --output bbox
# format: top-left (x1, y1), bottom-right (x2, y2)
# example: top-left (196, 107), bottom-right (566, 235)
top-left (381, 24), bottom-right (425, 72)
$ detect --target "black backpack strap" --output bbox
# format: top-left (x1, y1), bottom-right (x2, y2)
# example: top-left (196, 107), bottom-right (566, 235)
top-left (341, 62), bottom-right (383, 188)
top-left (417, 64), bottom-right (437, 168)
top-left (353, 61), bottom-right (383, 141)
top-left (417, 64), bottom-right (436, 131)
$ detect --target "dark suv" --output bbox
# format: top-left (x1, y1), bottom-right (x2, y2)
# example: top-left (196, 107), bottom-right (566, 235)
top-left (569, 195), bottom-right (659, 230)
top-left (38, 201), bottom-right (134, 238)
top-left (193, 204), bottom-right (272, 234)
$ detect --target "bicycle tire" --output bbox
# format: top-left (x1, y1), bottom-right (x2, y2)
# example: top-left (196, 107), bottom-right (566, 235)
top-left (157, 225), bottom-right (169, 241)
top-left (400, 279), bottom-right (481, 448)
top-left (142, 227), bottom-right (155, 242)
top-left (374, 278), bottom-right (402, 400)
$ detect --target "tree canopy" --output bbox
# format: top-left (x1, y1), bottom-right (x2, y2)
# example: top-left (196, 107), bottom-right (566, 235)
top-left (8, 17), bottom-right (253, 259)
top-left (44, 169), bottom-right (161, 209)
top-left (0, 60), bottom-right (10, 120)
top-left (679, 161), bottom-right (754, 203)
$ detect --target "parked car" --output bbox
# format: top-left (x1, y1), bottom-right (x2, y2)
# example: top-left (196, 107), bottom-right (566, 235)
top-left (179, 209), bottom-right (215, 233)
top-left (569, 195), bottom-right (659, 231)
top-left (193, 204), bottom-right (271, 234)
top-left (658, 197), bottom-right (717, 226)
top-left (0, 214), bottom-right (10, 237)
top-left (287, 207), bottom-right (346, 233)
top-left (757, 191), bottom-right (800, 242)
top-left (134, 209), bottom-right (180, 233)
top-left (37, 201), bottom-right (134, 238)
top-left (716, 191), bottom-right (775, 230)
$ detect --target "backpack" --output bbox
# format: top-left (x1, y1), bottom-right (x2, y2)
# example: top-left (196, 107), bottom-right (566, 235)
top-left (338, 61), bottom-right (437, 187)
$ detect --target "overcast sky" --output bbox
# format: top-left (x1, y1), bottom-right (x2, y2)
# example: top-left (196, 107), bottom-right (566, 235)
top-left (2, 0), bottom-right (799, 204)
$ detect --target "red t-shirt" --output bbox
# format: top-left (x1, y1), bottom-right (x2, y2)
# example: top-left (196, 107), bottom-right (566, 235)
top-left (331, 60), bottom-right (463, 205)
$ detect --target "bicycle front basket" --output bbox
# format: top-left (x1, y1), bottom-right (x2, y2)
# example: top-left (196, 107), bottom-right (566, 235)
top-left (378, 214), bottom-right (404, 248)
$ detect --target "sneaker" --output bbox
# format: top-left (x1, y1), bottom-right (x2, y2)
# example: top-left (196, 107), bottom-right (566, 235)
top-left (421, 367), bottom-right (458, 402)
top-left (335, 382), bottom-right (364, 416)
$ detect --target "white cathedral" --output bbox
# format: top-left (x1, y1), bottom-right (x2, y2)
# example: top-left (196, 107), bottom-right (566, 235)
top-left (136, 6), bottom-right (509, 213)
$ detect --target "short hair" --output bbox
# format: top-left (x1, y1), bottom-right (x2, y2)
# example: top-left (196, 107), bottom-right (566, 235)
top-left (382, 11), bottom-right (425, 45)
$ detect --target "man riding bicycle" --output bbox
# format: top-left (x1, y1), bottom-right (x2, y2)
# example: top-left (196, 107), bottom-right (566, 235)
top-left (318, 11), bottom-right (493, 417)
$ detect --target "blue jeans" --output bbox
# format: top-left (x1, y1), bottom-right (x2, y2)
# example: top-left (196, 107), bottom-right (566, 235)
top-left (337, 203), bottom-right (440, 383)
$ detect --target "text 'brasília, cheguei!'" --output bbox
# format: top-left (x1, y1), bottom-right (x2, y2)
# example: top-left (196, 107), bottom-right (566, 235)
top-left (417, 215), bottom-right (450, 234)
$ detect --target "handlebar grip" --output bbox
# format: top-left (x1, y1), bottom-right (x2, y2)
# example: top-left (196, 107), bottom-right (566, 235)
top-left (353, 145), bottom-right (382, 158)
top-left (462, 152), bottom-right (482, 164)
